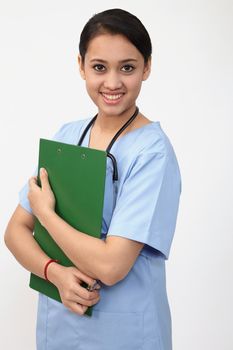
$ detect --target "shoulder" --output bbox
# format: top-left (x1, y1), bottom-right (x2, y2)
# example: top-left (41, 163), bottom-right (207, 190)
top-left (134, 122), bottom-right (178, 163)
top-left (51, 117), bottom-right (91, 144)
top-left (138, 123), bottom-right (182, 189)
top-left (116, 122), bottom-right (181, 187)
top-left (130, 123), bottom-right (182, 193)
top-left (144, 124), bottom-right (181, 177)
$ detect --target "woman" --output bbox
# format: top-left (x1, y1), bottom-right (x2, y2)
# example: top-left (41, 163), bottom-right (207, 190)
top-left (5, 8), bottom-right (182, 350)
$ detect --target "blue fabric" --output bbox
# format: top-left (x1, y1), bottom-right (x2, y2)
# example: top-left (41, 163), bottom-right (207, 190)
top-left (19, 117), bottom-right (182, 350)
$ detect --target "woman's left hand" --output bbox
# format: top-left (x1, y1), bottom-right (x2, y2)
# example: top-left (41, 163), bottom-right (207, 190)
top-left (28, 168), bottom-right (56, 224)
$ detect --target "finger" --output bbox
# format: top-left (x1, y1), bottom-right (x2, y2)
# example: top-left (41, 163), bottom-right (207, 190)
top-left (67, 302), bottom-right (88, 316)
top-left (71, 292), bottom-right (100, 307)
top-left (81, 296), bottom-right (100, 307)
top-left (72, 269), bottom-right (101, 290)
top-left (75, 283), bottom-right (100, 302)
top-left (28, 176), bottom-right (38, 188)
top-left (87, 280), bottom-right (101, 291)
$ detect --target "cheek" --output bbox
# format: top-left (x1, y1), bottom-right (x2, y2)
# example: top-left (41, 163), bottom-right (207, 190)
top-left (85, 75), bottom-right (102, 94)
top-left (126, 75), bottom-right (143, 93)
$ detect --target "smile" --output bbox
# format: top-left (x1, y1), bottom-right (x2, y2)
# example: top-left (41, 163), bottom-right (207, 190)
top-left (101, 93), bottom-right (124, 100)
top-left (100, 92), bottom-right (125, 105)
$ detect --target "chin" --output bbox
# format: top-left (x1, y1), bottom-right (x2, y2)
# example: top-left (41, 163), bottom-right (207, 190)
top-left (98, 102), bottom-right (135, 116)
top-left (101, 107), bottom-right (128, 117)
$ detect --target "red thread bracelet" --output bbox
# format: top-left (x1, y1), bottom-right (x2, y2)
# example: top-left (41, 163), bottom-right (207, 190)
top-left (44, 259), bottom-right (59, 281)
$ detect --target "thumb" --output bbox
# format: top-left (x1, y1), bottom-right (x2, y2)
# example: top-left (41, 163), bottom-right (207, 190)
top-left (40, 168), bottom-right (50, 189)
top-left (73, 269), bottom-right (101, 290)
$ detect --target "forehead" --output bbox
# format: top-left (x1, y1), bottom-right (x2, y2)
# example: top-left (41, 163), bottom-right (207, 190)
top-left (85, 33), bottom-right (142, 62)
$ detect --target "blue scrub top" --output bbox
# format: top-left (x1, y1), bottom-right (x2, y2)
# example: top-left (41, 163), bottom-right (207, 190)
top-left (19, 117), bottom-right (182, 350)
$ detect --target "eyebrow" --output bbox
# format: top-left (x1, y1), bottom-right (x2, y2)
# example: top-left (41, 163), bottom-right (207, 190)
top-left (90, 58), bottom-right (138, 63)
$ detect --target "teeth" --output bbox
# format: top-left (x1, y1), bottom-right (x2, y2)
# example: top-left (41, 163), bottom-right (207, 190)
top-left (102, 93), bottom-right (123, 100)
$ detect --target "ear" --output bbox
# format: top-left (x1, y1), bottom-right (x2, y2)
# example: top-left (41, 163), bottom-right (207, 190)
top-left (78, 54), bottom-right (86, 80)
top-left (142, 56), bottom-right (152, 81)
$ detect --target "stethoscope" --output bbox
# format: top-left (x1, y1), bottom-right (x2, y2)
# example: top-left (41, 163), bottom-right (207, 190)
top-left (77, 106), bottom-right (139, 182)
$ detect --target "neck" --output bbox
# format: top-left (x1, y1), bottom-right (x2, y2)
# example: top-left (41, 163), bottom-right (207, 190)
top-left (94, 105), bottom-right (139, 134)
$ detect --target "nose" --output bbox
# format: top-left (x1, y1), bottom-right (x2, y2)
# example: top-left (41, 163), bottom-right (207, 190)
top-left (103, 71), bottom-right (123, 90)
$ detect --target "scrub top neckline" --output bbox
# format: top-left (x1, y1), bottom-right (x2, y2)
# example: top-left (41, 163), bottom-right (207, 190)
top-left (86, 119), bottom-right (161, 149)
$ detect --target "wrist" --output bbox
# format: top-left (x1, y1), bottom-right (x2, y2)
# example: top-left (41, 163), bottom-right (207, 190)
top-left (46, 261), bottom-right (64, 285)
top-left (39, 209), bottom-right (56, 228)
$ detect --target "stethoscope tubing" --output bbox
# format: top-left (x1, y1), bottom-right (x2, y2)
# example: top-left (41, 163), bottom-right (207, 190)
top-left (77, 106), bottom-right (139, 182)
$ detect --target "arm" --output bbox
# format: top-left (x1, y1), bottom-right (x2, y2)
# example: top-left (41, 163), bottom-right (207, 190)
top-left (4, 205), bottom-right (101, 315)
top-left (28, 168), bottom-right (144, 286)
top-left (40, 210), bottom-right (144, 286)
top-left (4, 204), bottom-right (54, 280)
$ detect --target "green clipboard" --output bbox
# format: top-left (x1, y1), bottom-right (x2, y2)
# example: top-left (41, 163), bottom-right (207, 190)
top-left (29, 138), bottom-right (107, 317)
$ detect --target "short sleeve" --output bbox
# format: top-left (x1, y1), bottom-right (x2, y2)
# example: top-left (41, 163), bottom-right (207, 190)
top-left (18, 122), bottom-right (71, 214)
top-left (107, 147), bottom-right (182, 260)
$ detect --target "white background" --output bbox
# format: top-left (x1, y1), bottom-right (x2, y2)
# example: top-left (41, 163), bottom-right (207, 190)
top-left (1, 1), bottom-right (232, 349)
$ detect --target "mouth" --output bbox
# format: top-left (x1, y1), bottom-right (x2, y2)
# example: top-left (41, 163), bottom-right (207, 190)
top-left (100, 92), bottom-right (125, 105)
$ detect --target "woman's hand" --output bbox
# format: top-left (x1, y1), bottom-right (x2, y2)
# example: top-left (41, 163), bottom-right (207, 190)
top-left (28, 168), bottom-right (55, 225)
top-left (47, 263), bottom-right (101, 315)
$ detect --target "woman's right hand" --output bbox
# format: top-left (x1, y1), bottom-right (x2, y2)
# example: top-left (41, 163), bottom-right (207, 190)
top-left (46, 263), bottom-right (101, 315)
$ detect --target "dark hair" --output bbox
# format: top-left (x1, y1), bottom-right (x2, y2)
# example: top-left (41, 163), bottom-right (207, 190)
top-left (79, 8), bottom-right (152, 64)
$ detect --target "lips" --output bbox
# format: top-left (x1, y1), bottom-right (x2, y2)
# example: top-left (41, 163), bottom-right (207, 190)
top-left (100, 92), bottom-right (125, 105)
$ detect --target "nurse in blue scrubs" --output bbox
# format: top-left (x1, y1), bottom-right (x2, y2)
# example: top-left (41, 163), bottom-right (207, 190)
top-left (5, 8), bottom-right (182, 350)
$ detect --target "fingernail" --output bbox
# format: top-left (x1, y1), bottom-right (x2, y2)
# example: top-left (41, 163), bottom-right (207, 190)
top-left (40, 168), bottom-right (46, 175)
top-left (94, 283), bottom-right (101, 290)
top-left (87, 281), bottom-right (101, 291)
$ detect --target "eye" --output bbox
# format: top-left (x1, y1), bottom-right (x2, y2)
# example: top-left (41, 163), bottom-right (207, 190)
top-left (121, 65), bottom-right (135, 72)
top-left (93, 64), bottom-right (105, 72)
